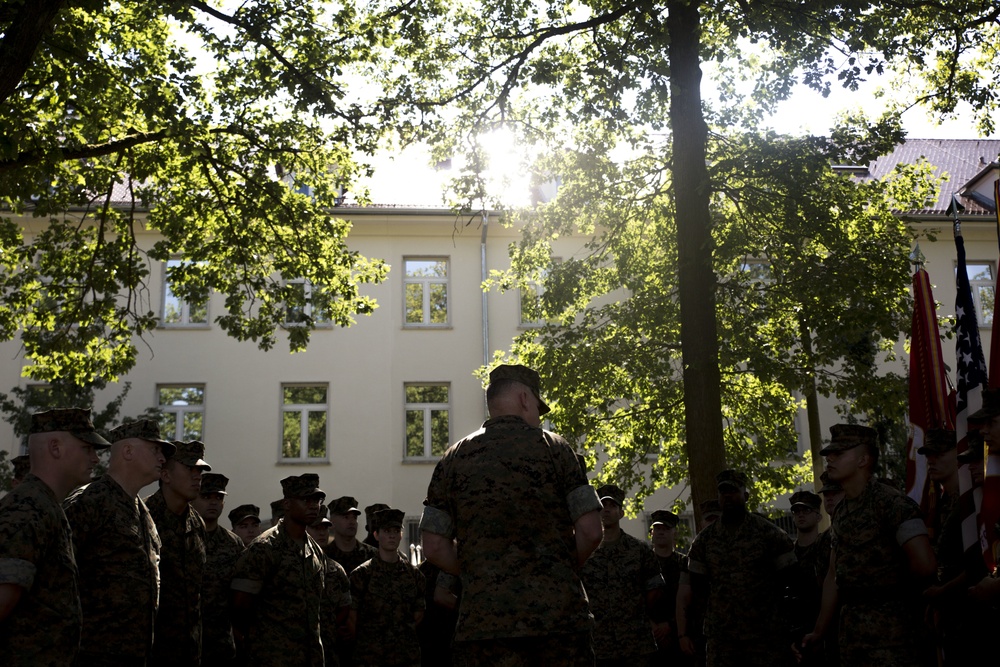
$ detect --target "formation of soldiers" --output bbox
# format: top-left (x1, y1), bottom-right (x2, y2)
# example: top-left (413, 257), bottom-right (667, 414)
top-left (2, 365), bottom-right (1000, 666)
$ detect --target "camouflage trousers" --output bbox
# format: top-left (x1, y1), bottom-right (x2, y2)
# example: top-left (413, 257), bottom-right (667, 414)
top-left (705, 637), bottom-right (794, 667)
top-left (839, 601), bottom-right (926, 667)
top-left (452, 631), bottom-right (595, 667)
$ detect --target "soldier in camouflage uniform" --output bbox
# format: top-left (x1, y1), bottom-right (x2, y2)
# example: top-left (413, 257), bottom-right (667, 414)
top-left (362, 502), bottom-right (389, 548)
top-left (581, 484), bottom-right (664, 666)
top-left (9, 454), bottom-right (29, 489)
top-left (676, 499), bottom-right (722, 667)
top-left (232, 474), bottom-right (328, 667)
top-left (325, 495), bottom-right (377, 667)
top-left (64, 419), bottom-right (175, 667)
top-left (420, 364), bottom-right (604, 666)
top-left (684, 469), bottom-right (797, 667)
top-left (788, 490), bottom-right (830, 666)
top-left (0, 408), bottom-right (110, 667)
top-left (326, 496), bottom-right (377, 574)
top-left (191, 472), bottom-right (245, 665)
top-left (307, 503), bottom-right (334, 548)
top-left (648, 509), bottom-right (687, 666)
top-left (349, 508), bottom-right (426, 667)
top-left (145, 440), bottom-right (210, 666)
top-left (229, 503), bottom-right (262, 547)
top-left (798, 424), bottom-right (936, 667)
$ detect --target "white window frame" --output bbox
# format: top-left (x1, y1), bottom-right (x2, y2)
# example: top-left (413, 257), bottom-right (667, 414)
top-left (157, 384), bottom-right (206, 441)
top-left (403, 382), bottom-right (450, 461)
top-left (962, 261), bottom-right (996, 327)
top-left (280, 383), bottom-right (330, 462)
top-left (403, 257), bottom-right (450, 327)
top-left (161, 258), bottom-right (209, 328)
top-left (283, 279), bottom-right (332, 327)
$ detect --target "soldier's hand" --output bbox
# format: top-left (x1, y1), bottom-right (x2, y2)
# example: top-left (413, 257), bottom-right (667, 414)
top-left (651, 621), bottom-right (671, 643)
top-left (678, 635), bottom-right (696, 656)
top-left (793, 632), bottom-right (820, 663)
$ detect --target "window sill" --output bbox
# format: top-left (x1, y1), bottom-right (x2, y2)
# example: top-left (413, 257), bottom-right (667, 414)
top-left (402, 457), bottom-right (442, 464)
top-left (277, 459), bottom-right (331, 465)
top-left (403, 324), bottom-right (453, 330)
top-left (157, 323), bottom-right (211, 330)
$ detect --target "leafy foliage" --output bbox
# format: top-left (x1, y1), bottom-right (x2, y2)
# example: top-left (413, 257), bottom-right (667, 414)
top-left (0, 0), bottom-right (443, 383)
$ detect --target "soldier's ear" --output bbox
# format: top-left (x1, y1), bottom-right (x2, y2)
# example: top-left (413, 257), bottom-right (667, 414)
top-left (47, 435), bottom-right (63, 458)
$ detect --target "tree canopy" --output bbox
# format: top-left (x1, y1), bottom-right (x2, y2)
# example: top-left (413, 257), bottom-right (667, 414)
top-left (0, 0), bottom-right (435, 384)
top-left (396, 0), bottom-right (997, 514)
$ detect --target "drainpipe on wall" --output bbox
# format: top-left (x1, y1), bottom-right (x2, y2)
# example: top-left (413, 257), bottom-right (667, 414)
top-left (481, 209), bottom-right (490, 418)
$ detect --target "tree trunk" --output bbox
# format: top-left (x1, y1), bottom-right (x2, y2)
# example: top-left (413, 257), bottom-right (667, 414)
top-left (667, 0), bottom-right (726, 528)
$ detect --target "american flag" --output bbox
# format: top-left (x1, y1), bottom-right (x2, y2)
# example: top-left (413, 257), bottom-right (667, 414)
top-left (953, 195), bottom-right (990, 569)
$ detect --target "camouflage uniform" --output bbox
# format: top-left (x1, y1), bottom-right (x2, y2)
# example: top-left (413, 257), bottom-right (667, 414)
top-left (420, 413), bottom-right (601, 650)
top-left (350, 556), bottom-right (426, 667)
top-left (325, 540), bottom-right (377, 577)
top-left (64, 474), bottom-right (161, 666)
top-left (650, 549), bottom-right (686, 665)
top-left (581, 530), bottom-right (663, 663)
top-left (0, 473), bottom-right (81, 667)
top-left (831, 477), bottom-right (928, 666)
top-left (201, 522), bottom-right (245, 663)
top-left (687, 511), bottom-right (796, 667)
top-left (321, 555), bottom-right (351, 667)
top-left (231, 520), bottom-right (327, 667)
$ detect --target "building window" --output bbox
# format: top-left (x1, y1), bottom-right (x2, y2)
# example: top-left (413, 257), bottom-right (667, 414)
top-left (162, 259), bottom-right (208, 326)
top-left (404, 258), bottom-right (449, 326)
top-left (284, 279), bottom-right (331, 326)
top-left (281, 385), bottom-right (328, 460)
top-left (519, 259), bottom-right (561, 327)
top-left (404, 383), bottom-right (450, 459)
top-left (965, 262), bottom-right (995, 326)
top-left (158, 385), bottom-right (205, 440)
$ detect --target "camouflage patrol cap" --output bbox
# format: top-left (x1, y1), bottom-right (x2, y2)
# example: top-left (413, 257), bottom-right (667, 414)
top-left (968, 387), bottom-right (1000, 421)
top-left (11, 454), bottom-right (29, 481)
top-left (329, 495), bottom-right (362, 515)
top-left (199, 472), bottom-right (229, 495)
top-left (820, 424), bottom-right (877, 455)
top-left (957, 430), bottom-right (985, 463)
top-left (371, 508), bottom-right (405, 530)
top-left (917, 429), bottom-right (956, 456)
top-left (716, 469), bottom-right (748, 491)
top-left (172, 440), bottom-right (211, 470)
top-left (364, 502), bottom-right (390, 529)
top-left (280, 473), bottom-right (325, 499)
top-left (698, 499), bottom-right (722, 519)
top-left (311, 504), bottom-right (332, 527)
top-left (790, 490), bottom-right (821, 511)
top-left (489, 364), bottom-right (551, 416)
top-left (596, 483), bottom-right (626, 506)
top-left (269, 499), bottom-right (285, 519)
top-left (649, 509), bottom-right (679, 528)
top-left (31, 408), bottom-right (112, 449)
top-left (228, 503), bottom-right (261, 526)
top-left (818, 471), bottom-right (843, 494)
top-left (108, 420), bottom-right (176, 458)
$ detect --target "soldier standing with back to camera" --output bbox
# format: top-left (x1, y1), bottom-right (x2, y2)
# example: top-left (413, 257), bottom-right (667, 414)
top-left (420, 364), bottom-right (604, 666)
top-left (191, 472), bottom-right (246, 666)
top-left (0, 408), bottom-right (110, 667)
top-left (64, 419), bottom-right (174, 667)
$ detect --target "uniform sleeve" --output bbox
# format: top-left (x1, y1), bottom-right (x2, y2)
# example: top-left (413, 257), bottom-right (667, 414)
top-left (326, 558), bottom-right (352, 608)
top-left (768, 522), bottom-right (797, 570)
top-left (419, 457), bottom-right (455, 538)
top-left (640, 541), bottom-right (667, 590)
top-left (63, 488), bottom-right (95, 558)
top-left (0, 495), bottom-right (43, 589)
top-left (349, 565), bottom-right (369, 612)
top-left (687, 531), bottom-right (707, 576)
top-left (893, 494), bottom-right (929, 546)
top-left (231, 540), bottom-right (270, 595)
top-left (547, 433), bottom-right (602, 521)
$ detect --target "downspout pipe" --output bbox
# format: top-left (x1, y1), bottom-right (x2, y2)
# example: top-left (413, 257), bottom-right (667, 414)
top-left (481, 209), bottom-right (490, 418)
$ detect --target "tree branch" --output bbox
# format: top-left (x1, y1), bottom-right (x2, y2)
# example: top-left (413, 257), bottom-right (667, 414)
top-left (0, 0), bottom-right (67, 106)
